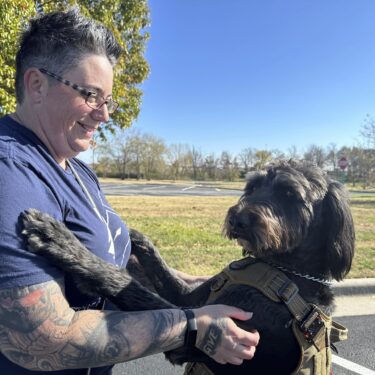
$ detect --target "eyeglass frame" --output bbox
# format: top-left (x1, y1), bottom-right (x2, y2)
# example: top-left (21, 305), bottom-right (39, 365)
top-left (38, 68), bottom-right (119, 114)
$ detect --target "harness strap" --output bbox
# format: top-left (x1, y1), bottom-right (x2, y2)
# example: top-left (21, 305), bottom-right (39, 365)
top-left (211, 258), bottom-right (310, 321)
top-left (330, 320), bottom-right (348, 343)
top-left (208, 258), bottom-right (330, 349)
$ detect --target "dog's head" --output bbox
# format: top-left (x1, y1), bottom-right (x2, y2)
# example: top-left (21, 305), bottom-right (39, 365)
top-left (224, 159), bottom-right (355, 280)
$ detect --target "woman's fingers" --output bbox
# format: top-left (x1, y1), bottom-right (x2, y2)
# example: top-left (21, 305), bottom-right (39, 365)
top-left (193, 304), bottom-right (259, 365)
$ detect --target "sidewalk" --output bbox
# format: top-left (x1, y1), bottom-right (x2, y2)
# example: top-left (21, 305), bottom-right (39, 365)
top-left (332, 278), bottom-right (375, 296)
top-left (332, 278), bottom-right (375, 317)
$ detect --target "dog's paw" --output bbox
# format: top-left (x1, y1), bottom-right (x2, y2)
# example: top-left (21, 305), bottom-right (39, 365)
top-left (21, 209), bottom-right (79, 255)
top-left (129, 228), bottom-right (151, 244)
top-left (129, 228), bottom-right (158, 256)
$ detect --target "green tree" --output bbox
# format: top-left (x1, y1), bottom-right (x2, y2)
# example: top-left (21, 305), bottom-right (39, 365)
top-left (0, 0), bottom-right (150, 133)
top-left (254, 150), bottom-right (272, 170)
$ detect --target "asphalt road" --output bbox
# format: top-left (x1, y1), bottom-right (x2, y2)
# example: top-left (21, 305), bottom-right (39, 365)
top-left (101, 182), bottom-right (375, 198)
top-left (332, 314), bottom-right (375, 375)
top-left (101, 182), bottom-right (242, 197)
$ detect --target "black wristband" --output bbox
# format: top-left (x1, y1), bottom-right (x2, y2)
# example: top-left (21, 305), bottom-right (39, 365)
top-left (183, 309), bottom-right (198, 348)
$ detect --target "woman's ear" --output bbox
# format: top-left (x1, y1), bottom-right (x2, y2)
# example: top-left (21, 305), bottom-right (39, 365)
top-left (23, 68), bottom-right (47, 104)
top-left (322, 181), bottom-right (355, 281)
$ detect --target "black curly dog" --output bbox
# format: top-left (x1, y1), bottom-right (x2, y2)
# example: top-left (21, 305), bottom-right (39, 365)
top-left (22, 160), bottom-right (355, 374)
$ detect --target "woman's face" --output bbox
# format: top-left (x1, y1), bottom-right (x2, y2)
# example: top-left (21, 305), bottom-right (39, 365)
top-left (39, 54), bottom-right (114, 164)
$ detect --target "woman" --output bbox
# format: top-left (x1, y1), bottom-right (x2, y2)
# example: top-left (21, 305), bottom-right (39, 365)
top-left (0, 9), bottom-right (259, 374)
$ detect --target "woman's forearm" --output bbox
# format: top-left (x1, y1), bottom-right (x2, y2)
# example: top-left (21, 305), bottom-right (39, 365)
top-left (0, 280), bottom-right (186, 371)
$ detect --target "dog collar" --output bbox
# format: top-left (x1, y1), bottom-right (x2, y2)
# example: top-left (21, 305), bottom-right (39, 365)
top-left (261, 259), bottom-right (332, 286)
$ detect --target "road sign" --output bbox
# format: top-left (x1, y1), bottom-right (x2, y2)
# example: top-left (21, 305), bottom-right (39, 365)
top-left (338, 156), bottom-right (349, 170)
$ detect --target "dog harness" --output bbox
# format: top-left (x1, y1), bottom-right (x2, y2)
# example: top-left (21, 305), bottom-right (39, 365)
top-left (185, 257), bottom-right (348, 375)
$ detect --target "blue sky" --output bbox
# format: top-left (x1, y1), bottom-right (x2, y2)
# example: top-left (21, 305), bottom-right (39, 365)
top-left (83, 1), bottom-right (375, 161)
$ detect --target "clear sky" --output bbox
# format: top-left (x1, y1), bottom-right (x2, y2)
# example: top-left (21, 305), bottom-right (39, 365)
top-left (82, 0), bottom-right (375, 161)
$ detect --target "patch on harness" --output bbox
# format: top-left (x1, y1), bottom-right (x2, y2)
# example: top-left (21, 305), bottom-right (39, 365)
top-left (210, 275), bottom-right (228, 292)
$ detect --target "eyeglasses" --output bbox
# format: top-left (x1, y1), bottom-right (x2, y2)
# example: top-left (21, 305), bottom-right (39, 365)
top-left (39, 68), bottom-right (119, 114)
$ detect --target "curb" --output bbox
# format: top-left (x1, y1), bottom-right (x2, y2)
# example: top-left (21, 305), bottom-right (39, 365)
top-left (332, 278), bottom-right (375, 296)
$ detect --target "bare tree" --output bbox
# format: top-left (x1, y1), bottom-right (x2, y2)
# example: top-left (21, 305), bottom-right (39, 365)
top-left (141, 134), bottom-right (167, 180)
top-left (187, 147), bottom-right (204, 180)
top-left (360, 115), bottom-right (375, 148)
top-left (326, 143), bottom-right (338, 171)
top-left (238, 147), bottom-right (256, 173)
top-left (203, 153), bottom-right (219, 180)
top-left (218, 151), bottom-right (239, 181)
top-left (286, 145), bottom-right (300, 160)
top-left (270, 148), bottom-right (285, 160)
top-left (127, 133), bottom-right (144, 179)
top-left (303, 144), bottom-right (327, 168)
top-left (166, 144), bottom-right (190, 180)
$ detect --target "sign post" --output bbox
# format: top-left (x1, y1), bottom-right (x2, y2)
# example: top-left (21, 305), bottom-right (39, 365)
top-left (338, 156), bottom-right (349, 171)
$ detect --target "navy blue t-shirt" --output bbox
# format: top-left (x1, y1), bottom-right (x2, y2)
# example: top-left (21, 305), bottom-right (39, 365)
top-left (0, 115), bottom-right (131, 374)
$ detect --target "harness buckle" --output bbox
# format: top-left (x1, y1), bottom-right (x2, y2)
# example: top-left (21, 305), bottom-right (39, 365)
top-left (276, 279), bottom-right (299, 305)
top-left (299, 306), bottom-right (324, 342)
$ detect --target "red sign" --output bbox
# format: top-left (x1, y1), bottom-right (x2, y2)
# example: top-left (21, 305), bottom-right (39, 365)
top-left (338, 156), bottom-right (349, 170)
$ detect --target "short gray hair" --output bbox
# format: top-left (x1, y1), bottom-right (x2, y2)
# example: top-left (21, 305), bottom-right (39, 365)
top-left (15, 9), bottom-right (122, 103)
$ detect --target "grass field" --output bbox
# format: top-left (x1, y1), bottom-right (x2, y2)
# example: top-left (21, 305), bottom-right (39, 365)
top-left (107, 193), bottom-right (375, 279)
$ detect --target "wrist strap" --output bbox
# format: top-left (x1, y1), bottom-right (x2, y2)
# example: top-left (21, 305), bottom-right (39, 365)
top-left (183, 309), bottom-right (198, 348)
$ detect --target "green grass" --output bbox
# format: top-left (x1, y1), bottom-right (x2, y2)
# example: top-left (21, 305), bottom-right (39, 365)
top-left (107, 194), bottom-right (375, 278)
top-left (349, 194), bottom-right (375, 278)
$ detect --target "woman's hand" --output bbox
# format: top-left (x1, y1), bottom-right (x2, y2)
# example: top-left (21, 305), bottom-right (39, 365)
top-left (193, 304), bottom-right (259, 365)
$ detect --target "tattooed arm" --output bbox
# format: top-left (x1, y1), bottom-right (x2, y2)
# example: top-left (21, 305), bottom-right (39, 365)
top-left (0, 278), bottom-right (259, 371)
top-left (0, 278), bottom-right (186, 371)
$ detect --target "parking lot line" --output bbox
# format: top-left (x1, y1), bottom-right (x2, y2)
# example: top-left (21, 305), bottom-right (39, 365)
top-left (142, 185), bottom-right (166, 190)
top-left (332, 355), bottom-right (375, 375)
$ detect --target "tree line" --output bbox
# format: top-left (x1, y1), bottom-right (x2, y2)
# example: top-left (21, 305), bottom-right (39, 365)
top-left (92, 117), bottom-right (375, 187)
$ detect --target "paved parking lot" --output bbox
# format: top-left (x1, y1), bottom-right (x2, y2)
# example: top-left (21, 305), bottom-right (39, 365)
top-left (101, 182), bottom-right (242, 197)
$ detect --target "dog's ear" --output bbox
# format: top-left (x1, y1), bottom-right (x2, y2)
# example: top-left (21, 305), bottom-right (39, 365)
top-left (322, 181), bottom-right (355, 281)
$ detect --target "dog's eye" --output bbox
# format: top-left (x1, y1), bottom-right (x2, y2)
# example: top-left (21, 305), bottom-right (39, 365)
top-left (246, 185), bottom-right (257, 194)
top-left (285, 190), bottom-right (294, 197)
top-left (277, 187), bottom-right (295, 198)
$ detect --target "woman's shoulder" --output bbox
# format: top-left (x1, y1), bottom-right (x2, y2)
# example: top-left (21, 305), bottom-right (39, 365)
top-left (70, 157), bottom-right (101, 188)
top-left (0, 115), bottom-right (56, 171)
top-left (0, 115), bottom-right (46, 162)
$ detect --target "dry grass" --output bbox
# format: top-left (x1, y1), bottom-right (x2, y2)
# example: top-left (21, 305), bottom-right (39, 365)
top-left (107, 194), bottom-right (375, 278)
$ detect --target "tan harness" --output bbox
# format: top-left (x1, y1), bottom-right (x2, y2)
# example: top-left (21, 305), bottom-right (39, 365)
top-left (185, 257), bottom-right (347, 375)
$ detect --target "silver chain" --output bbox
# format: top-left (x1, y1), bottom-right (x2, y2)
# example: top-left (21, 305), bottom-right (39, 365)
top-left (263, 260), bottom-right (332, 286)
